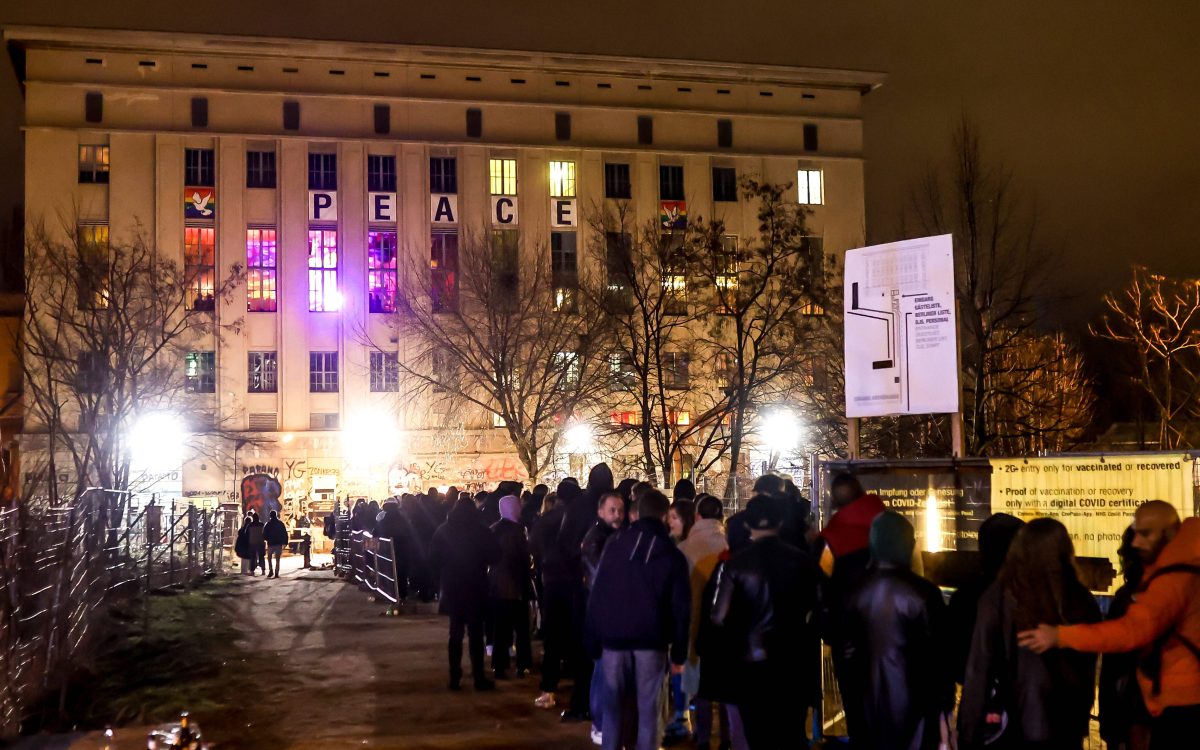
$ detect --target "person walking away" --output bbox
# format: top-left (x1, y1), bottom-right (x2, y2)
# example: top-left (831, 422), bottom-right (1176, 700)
top-left (844, 511), bottom-right (954, 750)
top-left (711, 495), bottom-right (819, 749)
top-left (246, 512), bottom-right (265, 576)
top-left (530, 481), bottom-right (578, 710)
top-left (235, 514), bottom-right (255, 574)
top-left (816, 473), bottom-right (885, 742)
top-left (490, 495), bottom-right (535, 680)
top-left (263, 510), bottom-right (289, 578)
top-left (1100, 526), bottom-right (1151, 750)
top-left (677, 495), bottom-right (729, 749)
top-left (947, 514), bottom-right (1025, 683)
top-left (696, 514), bottom-right (752, 750)
top-left (1018, 501), bottom-right (1199, 750)
top-left (582, 491), bottom-right (627, 745)
top-left (586, 490), bottom-right (690, 750)
top-left (959, 518), bottom-right (1100, 750)
top-left (431, 497), bottom-right (501, 691)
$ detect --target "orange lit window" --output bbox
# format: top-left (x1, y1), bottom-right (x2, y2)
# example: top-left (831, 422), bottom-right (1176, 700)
top-left (185, 226), bottom-right (216, 311)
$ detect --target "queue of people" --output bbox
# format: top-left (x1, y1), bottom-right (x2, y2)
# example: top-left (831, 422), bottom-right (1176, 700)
top-left (328, 468), bottom-right (1198, 750)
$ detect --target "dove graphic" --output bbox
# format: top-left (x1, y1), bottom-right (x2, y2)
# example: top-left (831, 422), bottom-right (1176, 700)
top-left (190, 191), bottom-right (213, 217)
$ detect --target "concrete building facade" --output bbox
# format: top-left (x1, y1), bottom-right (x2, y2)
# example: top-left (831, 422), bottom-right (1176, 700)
top-left (5, 26), bottom-right (882, 516)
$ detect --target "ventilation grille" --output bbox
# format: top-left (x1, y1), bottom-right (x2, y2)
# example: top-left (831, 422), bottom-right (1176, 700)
top-left (248, 412), bottom-right (278, 431)
top-left (309, 412), bottom-right (339, 430)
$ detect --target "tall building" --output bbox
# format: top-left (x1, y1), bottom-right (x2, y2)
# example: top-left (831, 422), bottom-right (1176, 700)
top-left (5, 26), bottom-right (883, 516)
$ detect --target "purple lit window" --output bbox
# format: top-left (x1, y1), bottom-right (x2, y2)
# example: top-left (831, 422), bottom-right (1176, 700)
top-left (308, 228), bottom-right (339, 311)
top-left (246, 227), bottom-right (277, 312)
top-left (368, 230), bottom-right (398, 313)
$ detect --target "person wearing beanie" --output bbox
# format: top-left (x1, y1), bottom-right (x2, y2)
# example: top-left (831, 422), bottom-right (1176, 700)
top-left (673, 478), bottom-right (697, 502)
top-left (487, 494), bottom-right (534, 680)
top-left (711, 495), bottom-right (819, 748)
top-left (843, 511), bottom-right (954, 750)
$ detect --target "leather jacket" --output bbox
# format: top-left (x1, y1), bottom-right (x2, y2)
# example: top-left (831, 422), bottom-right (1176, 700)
top-left (581, 520), bottom-right (617, 590)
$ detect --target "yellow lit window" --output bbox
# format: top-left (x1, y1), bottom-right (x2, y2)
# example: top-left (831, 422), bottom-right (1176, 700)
top-left (489, 158), bottom-right (517, 196)
top-left (77, 223), bottom-right (111, 309)
top-left (549, 161), bottom-right (576, 198)
top-left (716, 235), bottom-right (739, 314)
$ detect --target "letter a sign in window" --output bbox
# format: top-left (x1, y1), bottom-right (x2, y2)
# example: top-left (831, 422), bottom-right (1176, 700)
top-left (430, 194), bottom-right (458, 224)
top-left (309, 191), bottom-right (338, 221)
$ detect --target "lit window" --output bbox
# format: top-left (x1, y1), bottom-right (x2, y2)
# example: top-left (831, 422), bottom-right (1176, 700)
top-left (185, 351), bottom-right (216, 393)
top-left (715, 352), bottom-right (736, 389)
top-left (248, 352), bottom-right (278, 393)
top-left (369, 351), bottom-right (399, 392)
top-left (670, 410), bottom-right (691, 426)
top-left (489, 158), bottom-right (517, 196)
top-left (246, 228), bottom-right (277, 312)
top-left (368, 230), bottom-right (398, 313)
top-left (797, 169), bottom-right (823, 205)
top-left (549, 161), bottom-right (576, 197)
top-left (184, 226), bottom-right (216, 311)
top-left (662, 234), bottom-right (687, 315)
top-left (307, 229), bottom-right (339, 311)
top-left (609, 352), bottom-right (635, 386)
top-left (715, 235), bottom-right (738, 314)
top-left (77, 223), bottom-right (110, 309)
top-left (492, 412), bottom-right (507, 427)
top-left (610, 410), bottom-right (641, 426)
top-left (664, 351), bottom-right (691, 389)
top-left (309, 351), bottom-right (339, 393)
top-left (555, 351), bottom-right (580, 390)
top-left (801, 236), bottom-right (826, 315)
top-left (78, 145), bottom-right (110, 184)
top-left (431, 231), bottom-right (459, 312)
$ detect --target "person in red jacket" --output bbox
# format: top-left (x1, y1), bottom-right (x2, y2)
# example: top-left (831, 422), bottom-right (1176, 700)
top-left (1019, 501), bottom-right (1200, 750)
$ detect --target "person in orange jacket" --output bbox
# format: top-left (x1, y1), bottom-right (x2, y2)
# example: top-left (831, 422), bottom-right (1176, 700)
top-left (1018, 501), bottom-right (1199, 750)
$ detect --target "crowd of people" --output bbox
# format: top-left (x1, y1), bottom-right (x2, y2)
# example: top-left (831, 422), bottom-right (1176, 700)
top-left (332, 466), bottom-right (1199, 750)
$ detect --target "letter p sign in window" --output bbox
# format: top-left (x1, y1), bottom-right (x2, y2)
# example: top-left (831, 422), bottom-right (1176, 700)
top-left (309, 191), bottom-right (338, 221)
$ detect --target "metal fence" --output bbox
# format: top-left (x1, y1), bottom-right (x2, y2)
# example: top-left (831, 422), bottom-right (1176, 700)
top-left (0, 490), bottom-right (231, 737)
top-left (347, 530), bottom-right (403, 605)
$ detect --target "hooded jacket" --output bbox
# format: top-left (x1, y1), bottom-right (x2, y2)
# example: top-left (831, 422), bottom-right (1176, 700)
top-left (430, 499), bottom-right (501, 618)
top-left (558, 463), bottom-right (615, 585)
top-left (677, 517), bottom-right (728, 662)
top-left (263, 517), bottom-right (289, 547)
top-left (488, 517), bottom-right (534, 601)
top-left (581, 519), bottom-right (618, 590)
top-left (585, 517), bottom-right (691, 665)
top-left (1057, 516), bottom-right (1200, 716)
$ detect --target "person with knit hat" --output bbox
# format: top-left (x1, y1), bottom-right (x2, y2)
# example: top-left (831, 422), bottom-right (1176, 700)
top-left (711, 495), bottom-right (819, 749)
top-left (488, 495), bottom-right (534, 680)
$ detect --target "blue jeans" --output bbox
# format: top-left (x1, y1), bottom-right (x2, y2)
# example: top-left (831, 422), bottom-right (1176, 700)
top-left (590, 658), bottom-right (605, 732)
top-left (600, 649), bottom-right (667, 750)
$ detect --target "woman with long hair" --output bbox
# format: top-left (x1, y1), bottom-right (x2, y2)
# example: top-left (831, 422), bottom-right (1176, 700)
top-left (959, 517), bottom-right (1101, 750)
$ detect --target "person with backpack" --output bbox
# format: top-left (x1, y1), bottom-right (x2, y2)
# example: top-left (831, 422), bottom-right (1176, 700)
top-left (1018, 501), bottom-right (1200, 750)
top-left (235, 514), bottom-right (255, 575)
top-left (960, 518), bottom-right (1101, 750)
top-left (263, 510), bottom-right (289, 578)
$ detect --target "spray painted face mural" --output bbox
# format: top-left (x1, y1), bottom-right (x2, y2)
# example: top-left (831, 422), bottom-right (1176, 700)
top-left (241, 473), bottom-right (282, 518)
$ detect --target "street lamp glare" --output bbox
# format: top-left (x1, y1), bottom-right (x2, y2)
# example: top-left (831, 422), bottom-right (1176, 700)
top-left (563, 422), bottom-right (594, 454)
top-left (762, 410), bottom-right (802, 454)
top-left (128, 412), bottom-right (188, 470)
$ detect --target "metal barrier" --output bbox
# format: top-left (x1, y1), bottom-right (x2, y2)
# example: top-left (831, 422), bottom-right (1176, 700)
top-left (347, 530), bottom-right (402, 605)
top-left (0, 491), bottom-right (228, 737)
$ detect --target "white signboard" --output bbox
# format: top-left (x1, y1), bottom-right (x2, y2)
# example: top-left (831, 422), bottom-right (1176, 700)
top-left (430, 194), bottom-right (458, 224)
top-left (309, 191), bottom-right (338, 221)
top-left (551, 199), bottom-right (577, 227)
top-left (843, 234), bottom-right (959, 417)
top-left (492, 196), bottom-right (518, 226)
top-left (368, 192), bottom-right (396, 223)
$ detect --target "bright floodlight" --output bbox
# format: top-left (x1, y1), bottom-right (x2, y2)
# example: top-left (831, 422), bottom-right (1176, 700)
top-left (128, 412), bottom-right (187, 470)
top-left (342, 411), bottom-right (400, 466)
top-left (762, 410), bottom-right (802, 454)
top-left (563, 423), bottom-right (594, 453)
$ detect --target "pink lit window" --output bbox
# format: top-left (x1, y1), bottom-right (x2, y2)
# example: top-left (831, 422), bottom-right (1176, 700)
top-left (246, 227), bottom-right (277, 312)
top-left (307, 228), bottom-right (339, 311)
top-left (368, 230), bottom-right (398, 313)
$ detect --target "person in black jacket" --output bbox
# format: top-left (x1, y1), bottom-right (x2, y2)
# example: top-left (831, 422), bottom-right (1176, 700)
top-left (711, 495), bottom-right (819, 750)
top-left (844, 511), bottom-right (953, 750)
top-left (530, 479), bottom-right (579, 710)
top-left (262, 510), bottom-right (289, 578)
top-left (959, 517), bottom-right (1100, 750)
top-left (431, 497), bottom-right (502, 692)
top-left (587, 489), bottom-right (690, 750)
top-left (489, 495), bottom-right (534, 680)
top-left (582, 491), bottom-right (626, 744)
top-left (1099, 525), bottom-right (1150, 750)
top-left (947, 513), bottom-right (1025, 683)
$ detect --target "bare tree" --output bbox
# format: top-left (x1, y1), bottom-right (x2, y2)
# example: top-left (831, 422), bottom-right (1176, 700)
top-left (378, 231), bottom-right (611, 482)
top-left (17, 215), bottom-right (243, 503)
top-left (1093, 266), bottom-right (1200, 449)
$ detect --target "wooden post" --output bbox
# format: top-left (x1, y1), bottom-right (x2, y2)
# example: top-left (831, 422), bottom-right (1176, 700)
top-left (846, 417), bottom-right (861, 460)
top-left (950, 412), bottom-right (965, 458)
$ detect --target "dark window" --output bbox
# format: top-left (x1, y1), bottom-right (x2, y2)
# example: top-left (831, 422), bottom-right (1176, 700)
top-left (191, 97), bottom-right (208, 128)
top-left (663, 351), bottom-right (691, 389)
top-left (84, 92), bottom-right (103, 123)
top-left (605, 231), bottom-right (633, 308)
top-left (308, 152), bottom-right (337, 190)
top-left (555, 112), bottom-right (571, 142)
top-left (77, 351), bottom-right (106, 393)
top-left (184, 148), bottom-right (215, 187)
top-left (185, 351), bottom-right (216, 393)
top-left (367, 154), bottom-right (396, 192)
top-left (466, 108), bottom-right (482, 138)
top-left (370, 351), bottom-right (400, 392)
top-left (659, 165), bottom-right (685, 201)
top-left (551, 231), bottom-right (578, 312)
top-left (803, 123), bottom-right (819, 152)
top-left (248, 352), bottom-right (278, 393)
top-left (713, 167), bottom-right (738, 202)
top-left (374, 104), bottom-right (390, 135)
top-left (430, 157), bottom-right (457, 194)
top-left (604, 163), bottom-right (631, 199)
top-left (431, 231), bottom-right (459, 312)
top-left (282, 100), bottom-right (300, 130)
top-left (246, 150), bottom-right (276, 189)
top-left (368, 230), bottom-right (398, 313)
top-left (78, 145), bottom-right (110, 184)
top-left (491, 229), bottom-right (520, 299)
top-left (309, 351), bottom-right (339, 393)
top-left (717, 119), bottom-right (733, 148)
top-left (637, 115), bottom-right (653, 145)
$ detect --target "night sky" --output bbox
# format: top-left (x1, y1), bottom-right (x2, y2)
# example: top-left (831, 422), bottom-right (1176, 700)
top-left (1, 1), bottom-right (1197, 330)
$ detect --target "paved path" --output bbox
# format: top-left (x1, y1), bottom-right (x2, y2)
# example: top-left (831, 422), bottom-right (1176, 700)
top-left (211, 557), bottom-right (600, 749)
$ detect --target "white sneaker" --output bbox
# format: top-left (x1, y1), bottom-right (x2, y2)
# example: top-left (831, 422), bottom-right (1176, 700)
top-left (534, 692), bottom-right (557, 709)
top-left (590, 728), bottom-right (602, 746)
top-left (485, 645), bottom-right (494, 657)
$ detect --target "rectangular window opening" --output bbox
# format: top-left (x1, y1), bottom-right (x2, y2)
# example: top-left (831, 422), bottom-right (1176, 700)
top-left (309, 352), bottom-right (339, 393)
top-left (246, 150), bottom-right (277, 189)
top-left (489, 158), bottom-right (517, 196)
top-left (248, 352), bottom-right (278, 393)
top-left (549, 160), bottom-right (576, 198)
top-left (797, 169), bottom-right (824, 205)
top-left (431, 231), bottom-right (459, 312)
top-left (370, 351), bottom-right (400, 392)
top-left (185, 351), bottom-right (216, 393)
top-left (78, 144), bottom-right (110, 184)
top-left (659, 164), bottom-right (684, 201)
top-left (184, 148), bottom-right (216, 187)
top-left (307, 228), bottom-right (339, 312)
top-left (430, 156), bottom-right (458, 194)
top-left (184, 226), bottom-right (216, 312)
top-left (713, 166), bottom-right (738, 202)
top-left (246, 227), bottom-right (277, 312)
top-left (604, 163), bottom-right (631, 199)
top-left (368, 230), bottom-right (398, 313)
top-left (367, 154), bottom-right (397, 192)
top-left (307, 152), bottom-right (337, 190)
